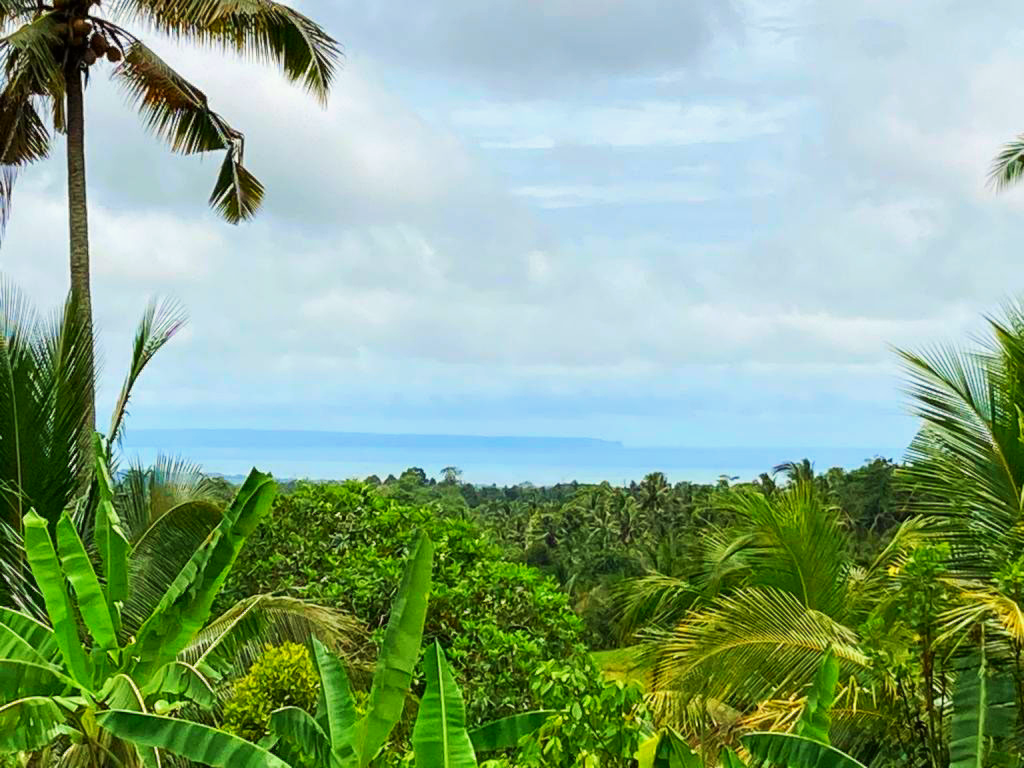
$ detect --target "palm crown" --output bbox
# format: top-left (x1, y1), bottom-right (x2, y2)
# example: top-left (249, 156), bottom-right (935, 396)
top-left (1, 0), bottom-right (339, 229)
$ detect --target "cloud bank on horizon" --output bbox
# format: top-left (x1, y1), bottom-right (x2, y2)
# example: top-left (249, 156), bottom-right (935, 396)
top-left (3, 0), bottom-right (1021, 452)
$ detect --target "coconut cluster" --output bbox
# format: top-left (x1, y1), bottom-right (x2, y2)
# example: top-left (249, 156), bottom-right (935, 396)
top-left (50, 0), bottom-right (122, 67)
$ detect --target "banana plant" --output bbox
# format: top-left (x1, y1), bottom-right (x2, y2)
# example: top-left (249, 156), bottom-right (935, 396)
top-left (101, 531), bottom-right (436, 768)
top-left (413, 640), bottom-right (555, 768)
top-left (948, 629), bottom-right (1018, 768)
top-left (0, 442), bottom-right (354, 766)
top-left (102, 533), bottom-right (554, 768)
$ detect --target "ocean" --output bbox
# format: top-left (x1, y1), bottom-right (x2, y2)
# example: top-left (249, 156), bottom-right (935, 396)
top-left (118, 429), bottom-right (901, 486)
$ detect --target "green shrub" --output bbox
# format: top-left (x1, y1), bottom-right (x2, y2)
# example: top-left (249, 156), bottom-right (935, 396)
top-left (221, 642), bottom-right (320, 742)
top-left (222, 481), bottom-right (587, 725)
top-left (512, 658), bottom-right (650, 768)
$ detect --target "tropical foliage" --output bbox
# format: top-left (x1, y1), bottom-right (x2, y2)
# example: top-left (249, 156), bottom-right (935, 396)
top-left (223, 481), bottom-right (588, 725)
top-left (0, 441), bottom-right (359, 765)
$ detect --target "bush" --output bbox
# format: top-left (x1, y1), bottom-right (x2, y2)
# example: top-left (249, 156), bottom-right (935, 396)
top-left (510, 658), bottom-right (650, 768)
top-left (221, 642), bottom-right (320, 742)
top-left (223, 481), bottom-right (587, 725)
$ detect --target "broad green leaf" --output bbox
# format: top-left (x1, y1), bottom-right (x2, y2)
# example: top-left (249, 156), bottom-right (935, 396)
top-left (635, 729), bottom-right (701, 768)
top-left (93, 433), bottom-right (129, 626)
top-left (0, 659), bottom-right (68, 703)
top-left (311, 637), bottom-right (357, 758)
top-left (634, 729), bottom-right (659, 768)
top-left (721, 748), bottom-right (748, 768)
top-left (358, 531), bottom-right (434, 765)
top-left (0, 609), bottom-right (54, 665)
top-left (948, 636), bottom-right (1014, 768)
top-left (22, 509), bottom-right (92, 688)
top-left (412, 642), bottom-right (477, 768)
top-left (104, 673), bottom-right (163, 768)
top-left (56, 511), bottom-right (117, 650)
top-left (796, 649), bottom-right (838, 745)
top-left (128, 469), bottom-right (276, 679)
top-left (951, 651), bottom-right (986, 768)
top-left (0, 696), bottom-right (67, 752)
top-left (469, 711), bottom-right (555, 752)
top-left (635, 731), bottom-right (661, 768)
top-left (98, 710), bottom-right (291, 768)
top-left (743, 732), bottom-right (867, 768)
top-left (141, 661), bottom-right (216, 710)
top-left (0, 607), bottom-right (58, 662)
top-left (270, 706), bottom-right (331, 767)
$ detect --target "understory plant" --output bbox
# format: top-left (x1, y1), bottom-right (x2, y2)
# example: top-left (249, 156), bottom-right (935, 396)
top-left (0, 442), bottom-right (357, 765)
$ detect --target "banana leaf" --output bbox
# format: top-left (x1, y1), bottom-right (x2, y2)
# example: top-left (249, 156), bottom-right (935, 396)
top-left (56, 510), bottom-right (117, 650)
top-left (93, 433), bottom-right (129, 625)
top-left (128, 469), bottom-right (276, 679)
top-left (270, 706), bottom-right (332, 767)
top-left (0, 607), bottom-right (58, 662)
top-left (357, 531), bottom-right (434, 765)
top-left (469, 710), bottom-right (554, 752)
top-left (743, 732), bottom-right (867, 768)
top-left (311, 636), bottom-right (357, 761)
top-left (0, 696), bottom-right (68, 752)
top-left (22, 509), bottom-right (92, 687)
top-left (412, 641), bottom-right (477, 768)
top-left (98, 710), bottom-right (291, 768)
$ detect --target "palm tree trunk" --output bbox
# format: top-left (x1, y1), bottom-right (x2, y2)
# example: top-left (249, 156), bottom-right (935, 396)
top-left (65, 61), bottom-right (96, 469)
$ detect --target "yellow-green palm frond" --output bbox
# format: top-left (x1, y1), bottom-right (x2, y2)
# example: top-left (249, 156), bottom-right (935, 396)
top-left (738, 695), bottom-right (804, 734)
top-left (111, 0), bottom-right (340, 104)
top-left (113, 40), bottom-right (264, 222)
top-left (899, 306), bottom-right (1024, 581)
top-left (649, 587), bottom-right (868, 718)
top-left (939, 586), bottom-right (1024, 646)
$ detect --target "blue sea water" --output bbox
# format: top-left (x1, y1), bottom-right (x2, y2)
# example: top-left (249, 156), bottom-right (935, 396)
top-left (119, 429), bottom-right (902, 486)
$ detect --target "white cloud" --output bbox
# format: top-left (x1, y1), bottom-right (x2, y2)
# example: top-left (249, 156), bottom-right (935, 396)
top-left (4, 0), bottom-right (1022, 451)
top-left (452, 100), bottom-right (790, 149)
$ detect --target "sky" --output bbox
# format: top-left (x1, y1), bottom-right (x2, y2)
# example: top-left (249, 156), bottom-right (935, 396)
top-left (5, 0), bottom-right (1024, 457)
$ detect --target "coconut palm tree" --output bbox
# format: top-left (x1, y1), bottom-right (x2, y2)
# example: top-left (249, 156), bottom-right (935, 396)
top-left (899, 300), bottom-right (1024, 736)
top-left (0, 0), bottom-right (340, 433)
top-left (617, 480), bottom-right (931, 755)
top-left (0, 281), bottom-right (181, 543)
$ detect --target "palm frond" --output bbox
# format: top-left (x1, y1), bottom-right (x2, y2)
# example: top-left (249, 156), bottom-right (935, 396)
top-left (647, 586), bottom-right (868, 719)
top-left (117, 453), bottom-right (220, 543)
top-left (990, 135), bottom-right (1024, 191)
top-left (612, 573), bottom-right (701, 641)
top-left (0, 85), bottom-right (48, 246)
top-left (0, 166), bottom-right (14, 243)
top-left (122, 499), bottom-right (222, 636)
top-left (108, 296), bottom-right (186, 446)
top-left (111, 0), bottom-right (340, 103)
top-left (113, 41), bottom-right (264, 223)
top-left (0, 83), bottom-right (50, 248)
top-left (939, 586), bottom-right (1024, 646)
top-left (899, 308), bottom-right (1024, 581)
top-left (0, 2), bottom-right (37, 30)
top-left (209, 146), bottom-right (263, 223)
top-left (30, 291), bottom-right (95, 516)
top-left (181, 594), bottom-right (366, 684)
top-left (0, 519), bottom-right (44, 618)
top-left (0, 282), bottom-right (93, 532)
top-left (1, 13), bottom-right (65, 98)
top-left (719, 484), bottom-right (854, 619)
